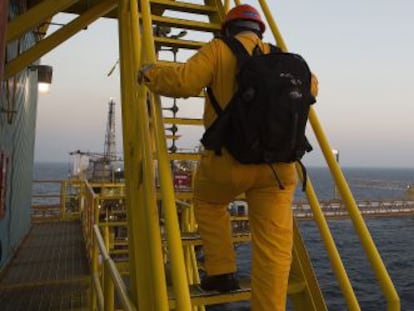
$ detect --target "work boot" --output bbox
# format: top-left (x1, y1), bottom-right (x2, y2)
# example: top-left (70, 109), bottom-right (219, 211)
top-left (200, 273), bottom-right (240, 292)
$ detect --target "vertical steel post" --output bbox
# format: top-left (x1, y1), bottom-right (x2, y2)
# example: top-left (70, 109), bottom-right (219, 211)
top-left (117, 0), bottom-right (149, 308)
top-left (139, 0), bottom-right (192, 307)
top-left (0, 0), bottom-right (8, 83)
top-left (103, 222), bottom-right (115, 311)
top-left (90, 225), bottom-right (99, 310)
top-left (103, 262), bottom-right (115, 311)
top-left (60, 180), bottom-right (66, 220)
top-left (118, 1), bottom-right (169, 309)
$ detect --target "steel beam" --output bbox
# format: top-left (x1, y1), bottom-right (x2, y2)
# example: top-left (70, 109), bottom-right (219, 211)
top-left (6, 0), bottom-right (79, 44)
top-left (4, 0), bottom-right (117, 79)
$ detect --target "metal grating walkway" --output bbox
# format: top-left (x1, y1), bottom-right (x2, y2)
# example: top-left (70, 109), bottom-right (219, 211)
top-left (0, 221), bottom-right (90, 310)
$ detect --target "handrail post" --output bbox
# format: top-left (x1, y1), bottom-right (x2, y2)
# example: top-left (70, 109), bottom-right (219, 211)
top-left (90, 227), bottom-right (99, 311)
top-left (60, 180), bottom-right (66, 220)
top-left (103, 260), bottom-right (115, 311)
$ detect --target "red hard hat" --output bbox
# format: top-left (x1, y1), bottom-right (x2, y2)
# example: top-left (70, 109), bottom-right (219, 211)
top-left (222, 4), bottom-right (266, 33)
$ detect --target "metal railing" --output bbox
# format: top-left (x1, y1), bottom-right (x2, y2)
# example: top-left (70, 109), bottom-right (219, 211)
top-left (29, 1), bottom-right (400, 310)
top-left (80, 180), bottom-right (130, 310)
top-left (31, 179), bottom-right (82, 222)
top-left (257, 0), bottom-right (400, 309)
top-left (92, 224), bottom-right (136, 311)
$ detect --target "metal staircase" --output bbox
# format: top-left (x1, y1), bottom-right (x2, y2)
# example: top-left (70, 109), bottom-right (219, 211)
top-left (2, 0), bottom-right (400, 310)
top-left (135, 0), bottom-right (327, 309)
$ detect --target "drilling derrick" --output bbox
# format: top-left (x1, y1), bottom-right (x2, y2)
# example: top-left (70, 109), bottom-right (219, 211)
top-left (104, 98), bottom-right (117, 163)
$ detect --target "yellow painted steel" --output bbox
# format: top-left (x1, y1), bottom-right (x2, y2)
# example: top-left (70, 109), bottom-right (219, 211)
top-left (6, 0), bottom-right (78, 43)
top-left (13, 1), bottom-right (399, 310)
top-left (118, 0), bottom-right (164, 309)
top-left (297, 167), bottom-right (360, 310)
top-left (93, 273), bottom-right (104, 311)
top-left (224, 0), bottom-right (230, 13)
top-left (290, 219), bottom-right (327, 310)
top-left (94, 225), bottom-right (137, 311)
top-left (177, 199), bottom-right (205, 311)
top-left (117, 0), bottom-right (143, 305)
top-left (132, 0), bottom-right (173, 308)
top-left (257, 1), bottom-right (399, 309)
top-left (60, 180), bottom-right (66, 219)
top-left (4, 0), bottom-right (117, 79)
top-left (139, 0), bottom-right (192, 308)
top-left (91, 215), bottom-right (100, 310)
top-left (163, 117), bottom-right (204, 126)
top-left (309, 109), bottom-right (400, 310)
top-left (150, 14), bottom-right (221, 32)
top-left (104, 266), bottom-right (115, 311)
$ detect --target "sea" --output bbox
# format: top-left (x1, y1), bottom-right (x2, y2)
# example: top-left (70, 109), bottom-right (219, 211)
top-left (33, 163), bottom-right (414, 310)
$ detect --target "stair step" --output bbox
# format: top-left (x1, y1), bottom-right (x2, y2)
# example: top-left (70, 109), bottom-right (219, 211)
top-left (155, 36), bottom-right (205, 50)
top-left (165, 134), bottom-right (181, 140)
top-left (180, 231), bottom-right (251, 246)
top-left (150, 0), bottom-right (218, 15)
top-left (167, 153), bottom-right (201, 161)
top-left (168, 279), bottom-right (306, 308)
top-left (164, 117), bottom-right (203, 126)
top-left (151, 15), bottom-right (221, 32)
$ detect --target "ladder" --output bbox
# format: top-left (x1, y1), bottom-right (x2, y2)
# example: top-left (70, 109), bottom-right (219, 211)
top-left (132, 0), bottom-right (326, 309)
top-left (2, 0), bottom-right (400, 310)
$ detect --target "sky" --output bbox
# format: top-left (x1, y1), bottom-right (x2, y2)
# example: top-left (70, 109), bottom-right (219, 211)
top-left (34, 0), bottom-right (414, 168)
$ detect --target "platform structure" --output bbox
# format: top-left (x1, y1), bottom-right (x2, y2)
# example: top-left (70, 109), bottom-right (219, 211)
top-left (293, 199), bottom-right (414, 220)
top-left (0, 221), bottom-right (90, 310)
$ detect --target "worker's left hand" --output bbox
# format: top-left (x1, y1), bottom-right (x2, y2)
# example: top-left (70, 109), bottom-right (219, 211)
top-left (137, 64), bottom-right (154, 84)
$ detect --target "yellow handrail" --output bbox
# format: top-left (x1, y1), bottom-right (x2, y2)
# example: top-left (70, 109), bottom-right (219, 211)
top-left (310, 109), bottom-right (400, 310)
top-left (297, 167), bottom-right (360, 310)
top-left (256, 1), bottom-right (399, 309)
top-left (139, 0), bottom-right (192, 309)
top-left (31, 179), bottom-right (82, 222)
top-left (93, 225), bottom-right (137, 311)
top-left (134, 5), bottom-right (172, 311)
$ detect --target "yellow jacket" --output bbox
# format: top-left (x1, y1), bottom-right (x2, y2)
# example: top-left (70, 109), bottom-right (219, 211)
top-left (144, 32), bottom-right (318, 128)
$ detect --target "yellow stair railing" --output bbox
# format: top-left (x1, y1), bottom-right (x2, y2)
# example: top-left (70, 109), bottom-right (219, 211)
top-left (134, 0), bottom-right (326, 309)
top-left (260, 0), bottom-right (399, 309)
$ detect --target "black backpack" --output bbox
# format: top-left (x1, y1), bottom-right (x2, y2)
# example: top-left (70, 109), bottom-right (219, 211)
top-left (201, 36), bottom-right (315, 189)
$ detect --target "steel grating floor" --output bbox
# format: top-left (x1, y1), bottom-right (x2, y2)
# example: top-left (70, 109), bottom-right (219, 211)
top-left (0, 221), bottom-right (90, 310)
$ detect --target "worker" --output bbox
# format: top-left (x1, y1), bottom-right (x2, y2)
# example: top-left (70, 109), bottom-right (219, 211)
top-left (139, 4), bottom-right (319, 310)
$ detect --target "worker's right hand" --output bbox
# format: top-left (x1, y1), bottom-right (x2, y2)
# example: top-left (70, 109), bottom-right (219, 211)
top-left (310, 73), bottom-right (318, 98)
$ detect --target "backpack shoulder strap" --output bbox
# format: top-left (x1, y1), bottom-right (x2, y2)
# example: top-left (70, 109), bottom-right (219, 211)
top-left (206, 36), bottom-right (250, 117)
top-left (269, 43), bottom-right (282, 54)
top-left (206, 86), bottom-right (223, 116)
top-left (207, 36), bottom-right (275, 118)
top-left (219, 36), bottom-right (250, 66)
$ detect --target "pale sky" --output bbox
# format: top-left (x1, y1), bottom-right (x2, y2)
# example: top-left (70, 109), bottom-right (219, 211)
top-left (35, 0), bottom-right (414, 167)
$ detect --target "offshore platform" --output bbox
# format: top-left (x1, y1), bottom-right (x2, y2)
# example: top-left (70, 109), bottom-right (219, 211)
top-left (70, 98), bottom-right (124, 182)
top-left (0, 1), bottom-right (401, 310)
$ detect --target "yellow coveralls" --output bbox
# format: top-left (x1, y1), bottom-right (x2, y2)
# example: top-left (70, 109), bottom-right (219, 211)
top-left (144, 32), bottom-right (318, 311)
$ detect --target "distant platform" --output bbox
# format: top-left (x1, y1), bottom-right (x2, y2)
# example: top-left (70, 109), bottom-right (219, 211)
top-left (293, 199), bottom-right (414, 220)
